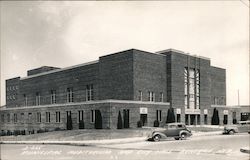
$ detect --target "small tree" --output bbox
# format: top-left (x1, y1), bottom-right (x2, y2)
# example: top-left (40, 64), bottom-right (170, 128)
top-left (153, 120), bottom-right (159, 127)
top-left (79, 120), bottom-right (85, 129)
top-left (137, 120), bottom-right (143, 128)
top-left (166, 108), bottom-right (175, 123)
top-left (117, 111), bottom-right (123, 129)
top-left (211, 108), bottom-right (220, 125)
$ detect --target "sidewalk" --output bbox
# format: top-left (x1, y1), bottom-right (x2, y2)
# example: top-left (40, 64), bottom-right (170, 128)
top-left (1, 131), bottom-right (222, 146)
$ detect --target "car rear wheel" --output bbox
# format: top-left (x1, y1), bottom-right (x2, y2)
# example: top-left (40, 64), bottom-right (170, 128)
top-left (180, 133), bottom-right (187, 140)
top-left (153, 135), bottom-right (161, 141)
top-left (229, 130), bottom-right (235, 135)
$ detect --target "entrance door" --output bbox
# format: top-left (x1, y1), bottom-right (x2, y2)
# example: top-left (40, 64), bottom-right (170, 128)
top-left (94, 110), bottom-right (102, 129)
top-left (190, 115), bottom-right (196, 125)
top-left (123, 109), bottom-right (130, 128)
top-left (140, 114), bottom-right (147, 126)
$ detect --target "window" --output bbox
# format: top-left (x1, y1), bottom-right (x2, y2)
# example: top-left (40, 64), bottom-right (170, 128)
top-left (21, 113), bottom-right (24, 123)
top-left (148, 91), bottom-right (155, 102)
top-left (36, 92), bottom-right (41, 106)
top-left (37, 112), bottom-right (41, 123)
top-left (204, 115), bottom-right (208, 125)
top-left (51, 90), bottom-right (56, 104)
top-left (177, 114), bottom-right (181, 122)
top-left (90, 110), bottom-right (95, 123)
top-left (7, 114), bottom-right (10, 123)
top-left (184, 68), bottom-right (200, 109)
top-left (86, 84), bottom-right (94, 101)
top-left (56, 111), bottom-right (60, 123)
top-left (67, 88), bottom-right (74, 103)
top-left (138, 91), bottom-right (142, 101)
top-left (160, 92), bottom-right (164, 102)
top-left (156, 110), bottom-right (162, 122)
top-left (78, 110), bottom-right (84, 123)
top-left (1, 114), bottom-right (4, 123)
top-left (24, 94), bottom-right (28, 106)
top-left (14, 113), bottom-right (17, 123)
top-left (28, 113), bottom-right (32, 123)
top-left (46, 112), bottom-right (50, 123)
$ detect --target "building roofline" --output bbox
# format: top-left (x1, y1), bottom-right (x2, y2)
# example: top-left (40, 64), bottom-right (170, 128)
top-left (156, 48), bottom-right (211, 61)
top-left (20, 60), bottom-right (99, 80)
top-left (0, 100), bottom-right (170, 111)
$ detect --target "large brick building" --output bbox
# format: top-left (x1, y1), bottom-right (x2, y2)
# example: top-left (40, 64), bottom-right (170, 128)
top-left (0, 48), bottom-right (241, 134)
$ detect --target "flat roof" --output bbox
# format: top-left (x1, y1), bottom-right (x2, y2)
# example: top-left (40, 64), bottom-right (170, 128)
top-left (20, 60), bottom-right (99, 80)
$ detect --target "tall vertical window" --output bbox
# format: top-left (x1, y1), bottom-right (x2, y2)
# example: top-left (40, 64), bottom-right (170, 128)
top-left (46, 112), bottom-right (50, 123)
top-left (67, 88), bottom-right (74, 103)
top-left (160, 92), bottom-right (164, 102)
top-left (138, 91), bottom-right (142, 101)
top-left (20, 113), bottom-right (24, 123)
top-left (90, 110), bottom-right (95, 123)
top-left (78, 110), bottom-right (84, 123)
top-left (24, 94), bottom-right (28, 106)
top-left (56, 111), bottom-right (60, 123)
top-left (204, 115), bottom-right (208, 125)
top-left (28, 113), bottom-right (32, 123)
top-left (148, 91), bottom-right (155, 102)
top-left (156, 110), bottom-right (162, 122)
top-left (36, 92), bottom-right (41, 106)
top-left (36, 112), bottom-right (41, 123)
top-left (86, 84), bottom-right (94, 101)
top-left (14, 113), bottom-right (17, 123)
top-left (184, 68), bottom-right (200, 109)
top-left (7, 114), bottom-right (10, 122)
top-left (1, 114), bottom-right (4, 123)
top-left (51, 90), bottom-right (56, 104)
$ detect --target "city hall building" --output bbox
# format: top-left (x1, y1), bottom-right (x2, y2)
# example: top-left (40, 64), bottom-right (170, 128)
top-left (0, 48), bottom-right (241, 134)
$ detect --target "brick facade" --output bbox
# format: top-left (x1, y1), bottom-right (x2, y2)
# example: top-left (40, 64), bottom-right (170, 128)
top-left (0, 48), bottom-right (241, 134)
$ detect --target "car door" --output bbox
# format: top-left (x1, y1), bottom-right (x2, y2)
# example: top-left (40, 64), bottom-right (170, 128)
top-left (166, 124), bottom-right (177, 137)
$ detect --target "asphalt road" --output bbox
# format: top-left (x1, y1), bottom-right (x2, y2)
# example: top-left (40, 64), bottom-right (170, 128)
top-left (1, 134), bottom-right (249, 160)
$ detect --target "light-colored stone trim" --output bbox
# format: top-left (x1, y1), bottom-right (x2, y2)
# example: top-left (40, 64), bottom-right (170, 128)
top-left (0, 100), bottom-right (170, 111)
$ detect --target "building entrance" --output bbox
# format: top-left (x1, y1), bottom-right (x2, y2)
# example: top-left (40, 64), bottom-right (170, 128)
top-left (140, 114), bottom-right (147, 126)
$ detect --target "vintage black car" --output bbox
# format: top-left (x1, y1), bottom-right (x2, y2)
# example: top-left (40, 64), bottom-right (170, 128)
top-left (148, 123), bottom-right (192, 141)
top-left (223, 120), bottom-right (250, 134)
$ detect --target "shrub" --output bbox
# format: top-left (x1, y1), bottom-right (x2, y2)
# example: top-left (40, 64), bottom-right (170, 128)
top-left (211, 108), bottom-right (220, 125)
top-left (137, 120), bottom-right (142, 128)
top-left (153, 120), bottom-right (160, 127)
top-left (166, 108), bottom-right (175, 123)
top-left (79, 120), bottom-right (85, 129)
top-left (37, 129), bottom-right (45, 133)
top-left (117, 111), bottom-right (123, 129)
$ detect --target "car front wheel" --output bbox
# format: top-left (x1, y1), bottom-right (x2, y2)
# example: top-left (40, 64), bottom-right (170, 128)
top-left (153, 135), bottom-right (161, 142)
top-left (180, 133), bottom-right (187, 140)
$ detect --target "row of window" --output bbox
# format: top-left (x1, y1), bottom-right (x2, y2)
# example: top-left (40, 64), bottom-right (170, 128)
top-left (138, 91), bottom-right (164, 102)
top-left (212, 96), bottom-right (226, 105)
top-left (6, 85), bottom-right (19, 91)
top-left (22, 85), bottom-right (94, 106)
top-left (7, 94), bottom-right (17, 100)
top-left (0, 110), bottom-right (96, 124)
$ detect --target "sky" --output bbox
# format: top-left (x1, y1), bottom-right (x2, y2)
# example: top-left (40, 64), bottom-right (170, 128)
top-left (0, 1), bottom-right (249, 106)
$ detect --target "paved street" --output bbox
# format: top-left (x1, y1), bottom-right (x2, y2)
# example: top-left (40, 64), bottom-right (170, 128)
top-left (1, 134), bottom-right (249, 160)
